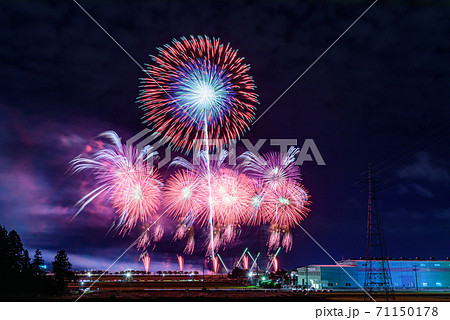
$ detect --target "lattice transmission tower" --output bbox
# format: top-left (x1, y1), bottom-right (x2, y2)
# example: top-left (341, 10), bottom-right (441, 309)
top-left (363, 163), bottom-right (395, 301)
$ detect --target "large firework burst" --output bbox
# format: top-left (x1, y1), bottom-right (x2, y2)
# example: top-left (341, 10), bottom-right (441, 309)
top-left (264, 182), bottom-right (310, 228)
top-left (208, 168), bottom-right (253, 227)
top-left (164, 169), bottom-right (207, 227)
top-left (70, 131), bottom-right (163, 234)
top-left (137, 35), bottom-right (258, 152)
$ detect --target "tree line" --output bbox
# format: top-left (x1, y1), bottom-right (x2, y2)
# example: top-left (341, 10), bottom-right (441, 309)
top-left (0, 224), bottom-right (74, 298)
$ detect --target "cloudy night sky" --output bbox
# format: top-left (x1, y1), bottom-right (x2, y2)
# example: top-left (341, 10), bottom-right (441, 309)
top-left (0, 0), bottom-right (448, 272)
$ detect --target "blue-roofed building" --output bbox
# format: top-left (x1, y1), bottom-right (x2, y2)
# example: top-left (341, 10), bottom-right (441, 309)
top-left (295, 258), bottom-right (450, 291)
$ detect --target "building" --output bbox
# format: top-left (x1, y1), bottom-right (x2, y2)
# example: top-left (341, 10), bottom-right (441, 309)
top-left (295, 258), bottom-right (450, 291)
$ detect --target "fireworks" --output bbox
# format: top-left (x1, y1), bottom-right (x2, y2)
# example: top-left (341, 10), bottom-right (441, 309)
top-left (184, 231), bottom-right (195, 255)
top-left (208, 168), bottom-right (253, 227)
top-left (71, 140), bottom-right (310, 255)
top-left (263, 182), bottom-right (309, 252)
top-left (137, 228), bottom-right (152, 250)
top-left (173, 224), bottom-right (189, 241)
top-left (170, 151), bottom-right (252, 228)
top-left (242, 254), bottom-right (249, 270)
top-left (168, 152), bottom-right (255, 254)
top-left (239, 146), bottom-right (301, 190)
top-left (152, 223), bottom-right (164, 242)
top-left (221, 224), bottom-right (238, 244)
top-left (138, 35), bottom-right (259, 259)
top-left (177, 255), bottom-right (184, 272)
top-left (264, 182), bottom-right (310, 228)
top-left (267, 228), bottom-right (281, 252)
top-left (164, 169), bottom-right (207, 227)
top-left (281, 230), bottom-right (293, 252)
top-left (137, 35), bottom-right (258, 152)
top-left (70, 131), bottom-right (163, 234)
top-left (141, 253), bottom-right (151, 273)
top-left (208, 230), bottom-right (222, 255)
top-left (71, 132), bottom-right (311, 257)
top-left (247, 179), bottom-right (269, 226)
top-left (273, 257), bottom-right (279, 272)
top-left (213, 256), bottom-right (220, 274)
top-left (239, 148), bottom-right (310, 252)
top-left (71, 35), bottom-right (313, 264)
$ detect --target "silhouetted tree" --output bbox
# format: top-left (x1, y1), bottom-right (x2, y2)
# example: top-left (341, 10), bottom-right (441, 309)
top-left (0, 226), bottom-right (9, 268)
top-left (0, 225), bottom-right (9, 293)
top-left (0, 226), bottom-right (35, 295)
top-left (8, 230), bottom-right (29, 274)
top-left (32, 249), bottom-right (46, 277)
top-left (0, 225), bottom-right (60, 298)
top-left (22, 249), bottom-right (32, 277)
top-left (52, 250), bottom-right (73, 293)
top-left (230, 267), bottom-right (247, 278)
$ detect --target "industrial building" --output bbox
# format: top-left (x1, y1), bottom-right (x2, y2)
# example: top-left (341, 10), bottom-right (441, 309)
top-left (295, 258), bottom-right (450, 291)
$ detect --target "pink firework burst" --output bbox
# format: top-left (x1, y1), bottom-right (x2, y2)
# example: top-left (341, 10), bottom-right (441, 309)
top-left (207, 168), bottom-right (253, 227)
top-left (70, 131), bottom-right (163, 234)
top-left (239, 147), bottom-right (301, 190)
top-left (164, 169), bottom-right (207, 227)
top-left (264, 182), bottom-right (310, 228)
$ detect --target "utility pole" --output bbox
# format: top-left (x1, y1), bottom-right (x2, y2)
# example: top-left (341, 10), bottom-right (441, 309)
top-left (363, 163), bottom-right (395, 301)
top-left (232, 250), bottom-right (236, 269)
top-left (202, 259), bottom-right (206, 291)
top-left (259, 226), bottom-right (267, 273)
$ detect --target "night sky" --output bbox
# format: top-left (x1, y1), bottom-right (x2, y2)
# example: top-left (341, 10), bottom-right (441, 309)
top-left (0, 0), bottom-right (449, 272)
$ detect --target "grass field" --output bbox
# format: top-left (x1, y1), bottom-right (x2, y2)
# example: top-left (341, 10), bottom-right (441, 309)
top-left (61, 289), bottom-right (450, 302)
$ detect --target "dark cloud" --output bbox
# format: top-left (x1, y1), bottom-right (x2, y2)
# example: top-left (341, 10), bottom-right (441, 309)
top-left (397, 152), bottom-right (450, 183)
